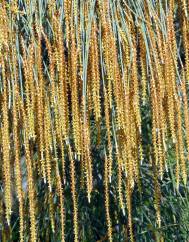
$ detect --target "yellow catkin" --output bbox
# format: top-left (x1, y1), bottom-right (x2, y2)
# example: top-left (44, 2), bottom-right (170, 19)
top-left (91, 21), bottom-right (101, 123)
top-left (181, 0), bottom-right (188, 17)
top-left (35, 30), bottom-right (46, 182)
top-left (176, 97), bottom-right (187, 185)
top-left (67, 143), bottom-right (79, 242)
top-left (104, 152), bottom-right (113, 242)
top-left (11, 37), bottom-right (24, 238)
top-left (19, 98), bottom-right (36, 242)
top-left (13, 83), bottom-right (24, 242)
top-left (70, 21), bottom-right (81, 156)
top-left (1, 57), bottom-right (12, 225)
top-left (131, 32), bottom-right (141, 132)
top-left (53, 74), bottom-right (67, 183)
top-left (56, 163), bottom-right (65, 242)
top-left (28, 42), bottom-right (36, 138)
top-left (155, 22), bottom-right (164, 65)
top-left (164, 10), bottom-right (177, 143)
top-left (49, 193), bottom-right (55, 233)
top-left (21, 39), bottom-right (35, 139)
top-left (150, 75), bottom-right (159, 170)
top-left (0, 5), bottom-right (9, 54)
top-left (87, 61), bottom-right (93, 114)
top-left (117, 154), bottom-right (125, 215)
top-left (55, 19), bottom-right (68, 139)
top-left (101, 14), bottom-right (113, 109)
top-left (157, 126), bottom-right (164, 180)
top-left (44, 96), bottom-right (52, 191)
top-left (81, 98), bottom-right (93, 202)
top-left (129, 111), bottom-right (138, 182)
top-left (181, 73), bottom-right (189, 162)
top-left (104, 86), bottom-right (113, 182)
top-left (107, 25), bottom-right (124, 132)
top-left (164, 41), bottom-right (176, 143)
top-left (52, 80), bottom-right (62, 144)
top-left (183, 18), bottom-right (189, 84)
top-left (139, 33), bottom-right (147, 104)
top-left (175, 141), bottom-right (180, 190)
top-left (125, 181), bottom-right (134, 242)
top-left (60, 138), bottom-right (66, 185)
top-left (64, 0), bottom-right (71, 46)
top-left (47, 1), bottom-right (56, 21)
top-left (123, 84), bottom-right (134, 188)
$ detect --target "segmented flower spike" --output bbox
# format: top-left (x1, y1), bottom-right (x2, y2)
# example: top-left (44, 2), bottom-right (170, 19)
top-left (1, 55), bottom-right (12, 225)
top-left (104, 150), bottom-right (113, 242)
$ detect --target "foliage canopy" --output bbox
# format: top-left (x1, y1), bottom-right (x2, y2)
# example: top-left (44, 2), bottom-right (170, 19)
top-left (0, 0), bottom-right (189, 241)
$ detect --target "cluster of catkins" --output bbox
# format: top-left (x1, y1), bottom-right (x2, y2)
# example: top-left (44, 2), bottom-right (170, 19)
top-left (0, 0), bottom-right (189, 241)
